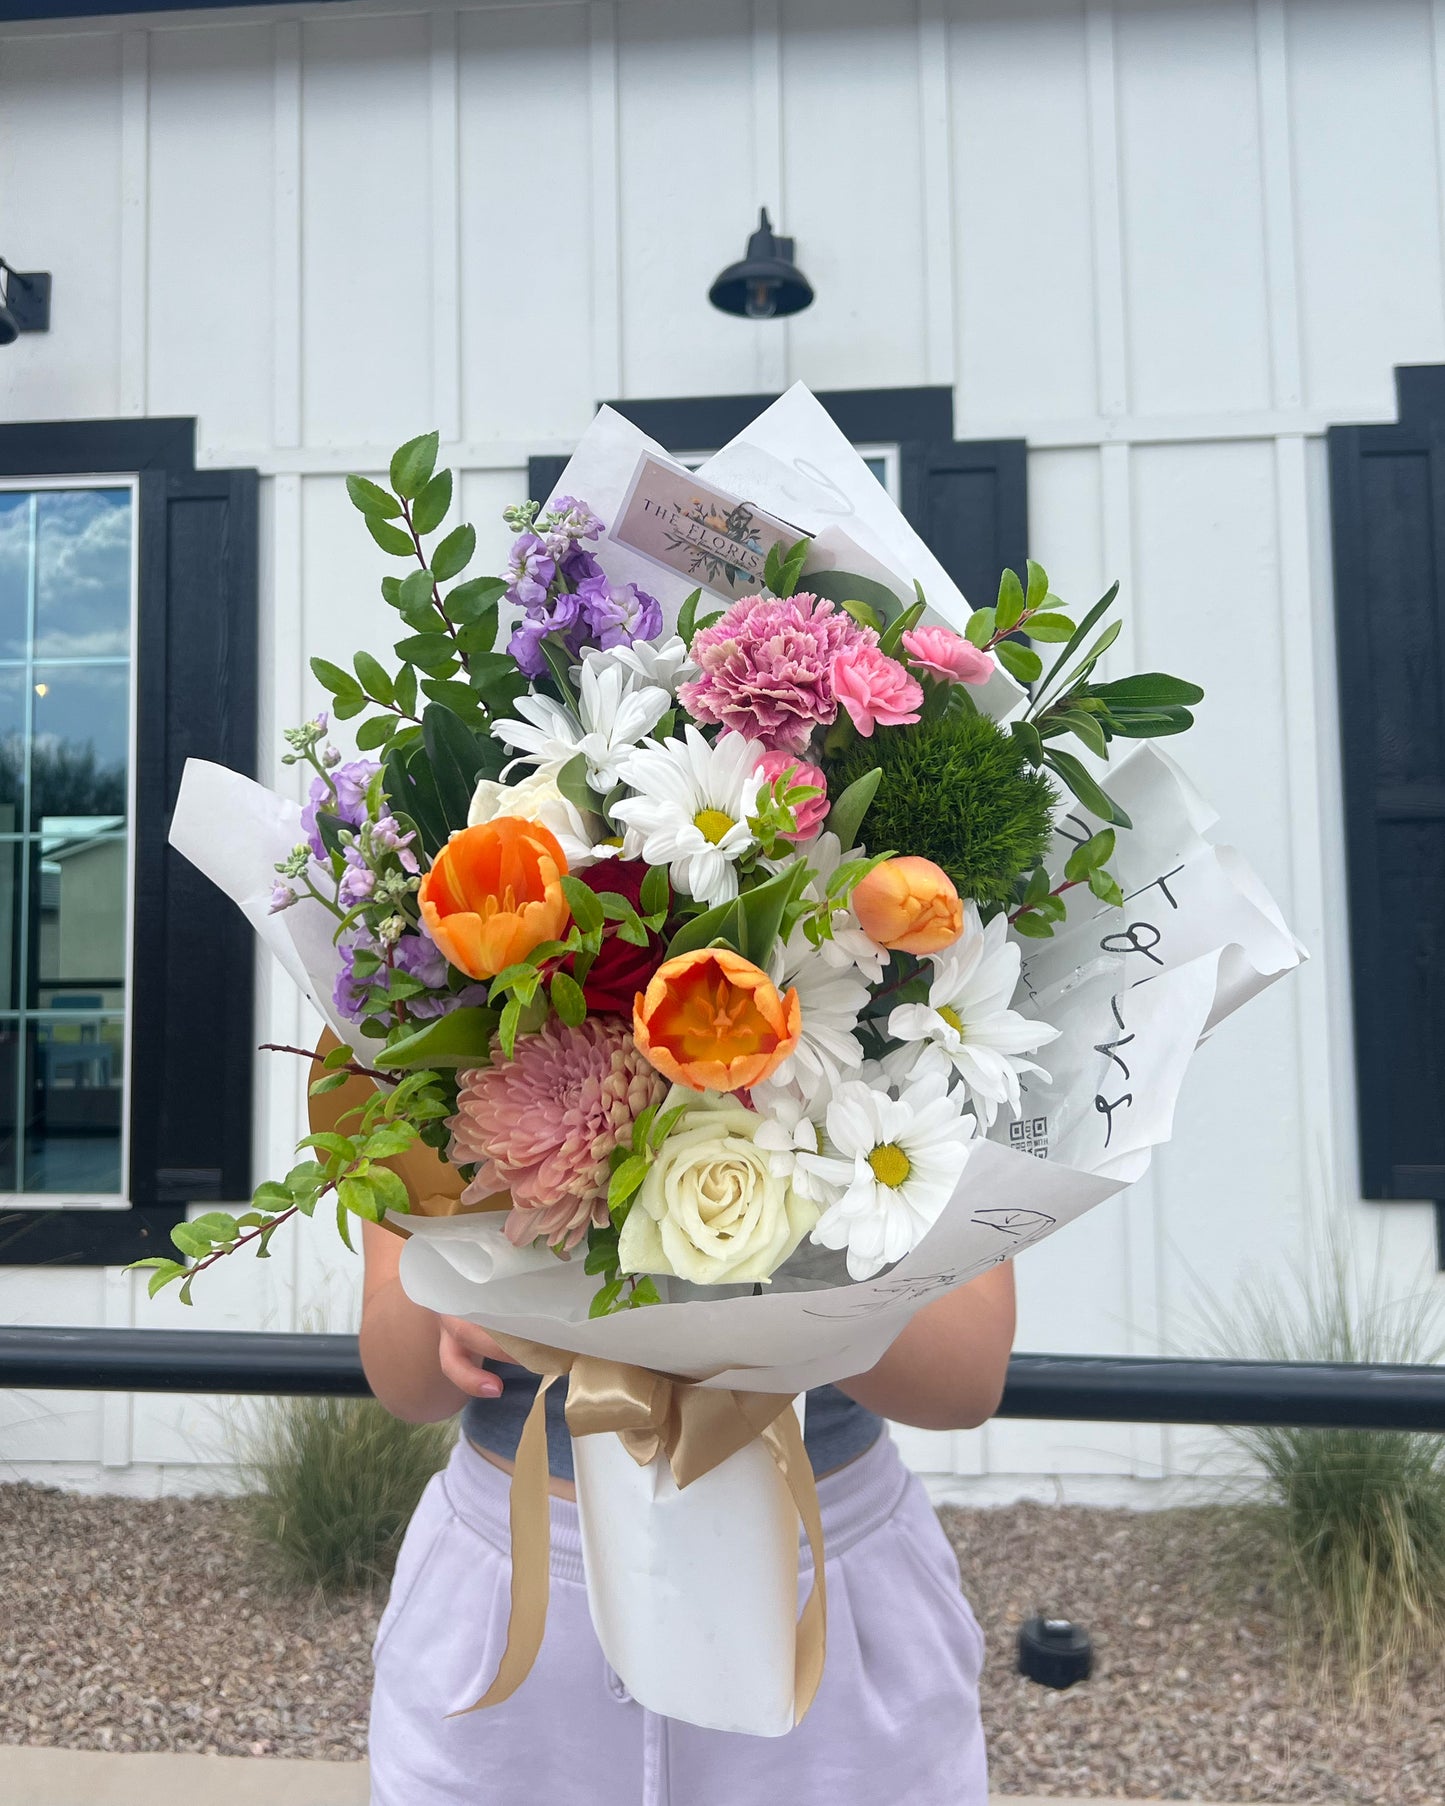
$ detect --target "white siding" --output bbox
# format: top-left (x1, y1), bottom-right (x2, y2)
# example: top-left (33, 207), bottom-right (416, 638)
top-left (0, 0), bottom-right (1439, 1499)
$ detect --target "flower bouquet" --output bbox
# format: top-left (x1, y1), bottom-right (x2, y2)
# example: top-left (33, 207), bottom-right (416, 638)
top-left (160, 385), bottom-right (1301, 1735)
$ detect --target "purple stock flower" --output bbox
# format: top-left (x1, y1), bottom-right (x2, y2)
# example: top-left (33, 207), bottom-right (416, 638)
top-left (506, 533), bottom-right (556, 611)
top-left (333, 931), bottom-right (488, 1025)
top-left (300, 759), bottom-right (380, 861)
top-left (268, 880), bottom-right (298, 915)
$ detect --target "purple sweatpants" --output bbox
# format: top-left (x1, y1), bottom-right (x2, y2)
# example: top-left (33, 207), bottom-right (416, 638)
top-left (369, 1430), bottom-right (989, 1804)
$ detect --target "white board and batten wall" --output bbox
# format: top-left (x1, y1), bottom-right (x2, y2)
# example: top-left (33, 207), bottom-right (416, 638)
top-left (0, 0), bottom-right (1440, 1500)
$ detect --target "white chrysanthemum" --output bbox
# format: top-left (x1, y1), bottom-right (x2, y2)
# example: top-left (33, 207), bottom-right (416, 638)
top-left (579, 634), bottom-right (696, 694)
top-left (492, 661), bottom-right (669, 790)
top-left (467, 761), bottom-right (601, 868)
top-left (806, 1069), bottom-right (975, 1280)
top-left (764, 928), bottom-right (867, 1098)
top-left (886, 902), bottom-right (1059, 1129)
top-left (611, 726), bottom-right (763, 908)
top-left (793, 830), bottom-right (889, 985)
top-left (751, 1085), bottom-right (835, 1205)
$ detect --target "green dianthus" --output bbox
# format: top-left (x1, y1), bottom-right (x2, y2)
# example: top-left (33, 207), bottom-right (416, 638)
top-left (828, 709), bottom-right (1057, 908)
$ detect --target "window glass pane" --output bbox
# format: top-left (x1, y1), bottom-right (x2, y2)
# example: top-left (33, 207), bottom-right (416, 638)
top-left (31, 663), bottom-right (130, 823)
top-left (25, 1015), bottom-right (124, 1194)
top-left (34, 489), bottom-right (132, 659)
top-left (0, 483), bottom-right (133, 1197)
top-left (0, 495), bottom-right (30, 661)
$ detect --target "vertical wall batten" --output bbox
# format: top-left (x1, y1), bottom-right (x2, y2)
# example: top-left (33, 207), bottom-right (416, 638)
top-left (1083, 1), bottom-right (1129, 419)
top-left (917, 0), bottom-right (956, 390)
top-left (118, 29), bottom-right (149, 417)
top-left (1256, 0), bottom-right (1304, 408)
top-left (272, 21), bottom-right (302, 450)
top-left (749, 0), bottom-right (787, 395)
top-left (429, 8), bottom-right (462, 446)
top-left (588, 1), bottom-right (622, 399)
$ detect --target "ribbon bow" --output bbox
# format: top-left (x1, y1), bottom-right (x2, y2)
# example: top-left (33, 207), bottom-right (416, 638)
top-left (463, 1332), bottom-right (828, 1725)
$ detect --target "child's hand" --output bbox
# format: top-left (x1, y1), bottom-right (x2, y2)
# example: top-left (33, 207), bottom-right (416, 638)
top-left (438, 1316), bottom-right (510, 1401)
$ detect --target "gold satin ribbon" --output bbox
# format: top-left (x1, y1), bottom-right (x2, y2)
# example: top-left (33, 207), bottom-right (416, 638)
top-left (307, 1031), bottom-right (509, 1224)
top-left (459, 1332), bottom-right (828, 1726)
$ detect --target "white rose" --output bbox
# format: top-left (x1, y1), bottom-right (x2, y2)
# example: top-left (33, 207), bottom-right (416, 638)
top-left (467, 761), bottom-right (607, 868)
top-left (618, 1088), bottom-right (819, 1286)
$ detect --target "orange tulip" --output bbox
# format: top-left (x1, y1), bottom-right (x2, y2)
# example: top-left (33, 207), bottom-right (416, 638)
top-left (852, 855), bottom-right (963, 955)
top-left (633, 947), bottom-right (801, 1093)
top-left (417, 816), bottom-right (571, 981)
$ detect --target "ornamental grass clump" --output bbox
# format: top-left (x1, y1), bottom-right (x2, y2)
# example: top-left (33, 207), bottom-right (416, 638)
top-left (241, 1395), bottom-right (453, 1597)
top-left (1212, 1236), bottom-right (1445, 1698)
top-left (827, 708), bottom-right (1056, 910)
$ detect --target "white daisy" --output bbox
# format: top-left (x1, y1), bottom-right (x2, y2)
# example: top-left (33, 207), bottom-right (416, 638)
top-left (751, 1085), bottom-right (835, 1206)
top-left (793, 830), bottom-right (889, 985)
top-left (807, 1070), bottom-right (976, 1280)
top-left (611, 726), bottom-right (763, 908)
top-left (764, 928), bottom-right (868, 1099)
top-left (492, 661), bottom-right (670, 791)
top-left (886, 902), bottom-right (1060, 1129)
top-left (578, 634), bottom-right (696, 695)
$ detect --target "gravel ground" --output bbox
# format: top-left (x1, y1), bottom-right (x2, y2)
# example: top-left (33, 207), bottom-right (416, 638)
top-left (2, 1482), bottom-right (1443, 1799)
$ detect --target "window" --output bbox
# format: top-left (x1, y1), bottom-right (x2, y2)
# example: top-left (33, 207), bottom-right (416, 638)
top-left (0, 421), bottom-right (257, 1267)
top-left (0, 484), bottom-right (135, 1202)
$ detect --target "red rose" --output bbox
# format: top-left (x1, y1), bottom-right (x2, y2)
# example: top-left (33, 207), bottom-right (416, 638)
top-left (566, 858), bottom-right (670, 1015)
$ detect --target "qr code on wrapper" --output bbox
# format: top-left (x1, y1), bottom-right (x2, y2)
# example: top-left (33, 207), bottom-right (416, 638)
top-left (1008, 1117), bottom-right (1050, 1160)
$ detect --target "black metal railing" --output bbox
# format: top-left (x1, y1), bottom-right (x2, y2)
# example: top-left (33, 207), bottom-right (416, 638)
top-left (2, 1326), bottom-right (1444, 1431)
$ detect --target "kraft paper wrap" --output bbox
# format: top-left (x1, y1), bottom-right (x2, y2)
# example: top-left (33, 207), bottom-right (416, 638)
top-left (459, 1332), bottom-right (828, 1725)
top-left (307, 1033), bottom-right (827, 1722)
top-left (306, 1030), bottom-right (508, 1225)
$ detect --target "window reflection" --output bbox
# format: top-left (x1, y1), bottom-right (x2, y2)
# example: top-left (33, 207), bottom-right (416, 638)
top-left (0, 486), bottom-right (133, 1197)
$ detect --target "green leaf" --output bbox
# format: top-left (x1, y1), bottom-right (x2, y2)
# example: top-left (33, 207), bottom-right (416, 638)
top-left (299, 1130), bottom-right (358, 1162)
top-left (390, 431), bottom-right (439, 501)
top-left (456, 613), bottom-right (499, 658)
top-left (840, 597), bottom-right (883, 631)
top-left (362, 1123), bottom-right (418, 1160)
top-left (431, 522), bottom-right (476, 583)
top-left (551, 970), bottom-right (588, 1027)
top-left (1012, 909), bottom-right (1055, 939)
top-left (310, 656), bottom-right (364, 703)
top-left (398, 567), bottom-right (436, 620)
top-left (411, 467), bottom-right (453, 537)
top-left (994, 639), bottom-right (1043, 685)
top-left (560, 875), bottom-right (605, 934)
top-left (1023, 865), bottom-right (1052, 907)
top-left (537, 634), bottom-right (578, 710)
top-left (964, 606), bottom-right (996, 649)
top-left (995, 567), bottom-right (1026, 634)
top-left (607, 1154), bottom-right (650, 1213)
top-left (665, 895), bottom-right (743, 960)
top-left (584, 1238), bottom-right (620, 1276)
top-left (466, 651), bottom-right (530, 718)
top-left (677, 588), bottom-right (705, 647)
top-left (555, 753), bottom-right (599, 818)
top-left (639, 865), bottom-right (670, 918)
top-left (589, 1277), bottom-right (626, 1319)
top-left (1010, 718), bottom-right (1044, 765)
top-left (877, 597), bottom-right (926, 658)
top-left (1089, 671), bottom-right (1205, 708)
top-left (446, 576), bottom-right (508, 625)
top-left (422, 703), bottom-right (491, 830)
top-left (346, 474), bottom-right (401, 519)
top-left (1088, 867), bottom-right (1126, 907)
top-left (1044, 748), bottom-right (1131, 828)
top-left (366, 1166), bottom-right (412, 1217)
top-left (1064, 828), bottom-right (1115, 883)
top-left (773, 536), bottom-right (812, 599)
top-left (649, 1103), bottom-right (687, 1151)
top-left (1024, 611), bottom-right (1075, 642)
top-left (1032, 581), bottom-right (1119, 707)
top-left (824, 765), bottom-right (880, 851)
top-left (394, 632), bottom-right (457, 674)
top-left (1025, 559), bottom-right (1050, 610)
top-left (336, 1175), bottom-right (384, 1222)
top-left (374, 1007), bottom-right (499, 1070)
top-left (353, 714), bottom-right (393, 752)
top-left (497, 995), bottom-right (522, 1060)
top-left (1104, 705), bottom-right (1195, 738)
top-left (1054, 706), bottom-right (1109, 759)
top-left (734, 860), bottom-right (811, 966)
top-left (804, 569), bottom-right (904, 626)
top-left (308, 1068), bottom-right (351, 1096)
top-left (354, 649), bottom-right (394, 707)
top-left (628, 1276), bottom-right (662, 1308)
top-left (367, 515), bottom-right (417, 558)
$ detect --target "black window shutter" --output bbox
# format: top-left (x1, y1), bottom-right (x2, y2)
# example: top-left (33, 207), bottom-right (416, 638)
top-left (529, 456), bottom-right (572, 506)
top-left (900, 439), bottom-right (1028, 610)
top-left (0, 421), bottom-right (257, 1266)
top-left (1328, 366), bottom-right (1445, 1255)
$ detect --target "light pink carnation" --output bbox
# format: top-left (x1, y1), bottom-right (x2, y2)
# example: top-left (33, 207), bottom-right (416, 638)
top-left (449, 1018), bottom-right (667, 1251)
top-left (900, 624), bottom-right (995, 686)
top-left (754, 750), bottom-right (830, 841)
top-left (678, 593), bottom-right (868, 754)
top-left (830, 645), bottom-right (924, 737)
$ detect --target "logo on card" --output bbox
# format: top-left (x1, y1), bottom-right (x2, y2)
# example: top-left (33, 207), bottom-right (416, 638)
top-left (611, 454), bottom-right (801, 600)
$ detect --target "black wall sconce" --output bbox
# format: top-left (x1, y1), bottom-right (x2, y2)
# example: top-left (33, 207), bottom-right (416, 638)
top-left (708, 209), bottom-right (813, 321)
top-left (0, 260), bottom-right (52, 346)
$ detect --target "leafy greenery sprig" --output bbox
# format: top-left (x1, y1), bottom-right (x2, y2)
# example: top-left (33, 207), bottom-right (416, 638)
top-left (583, 1098), bottom-right (690, 1317)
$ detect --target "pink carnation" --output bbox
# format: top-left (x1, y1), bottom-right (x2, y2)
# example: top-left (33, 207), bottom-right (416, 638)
top-left (754, 750), bottom-right (830, 841)
top-left (678, 593), bottom-right (868, 754)
top-left (900, 625), bottom-right (995, 686)
top-left (449, 1018), bottom-right (667, 1251)
top-left (830, 645), bottom-right (924, 737)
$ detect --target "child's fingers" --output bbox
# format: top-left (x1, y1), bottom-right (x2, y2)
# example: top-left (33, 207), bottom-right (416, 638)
top-left (438, 1323), bottom-right (504, 1399)
top-left (439, 1315), bottom-right (510, 1365)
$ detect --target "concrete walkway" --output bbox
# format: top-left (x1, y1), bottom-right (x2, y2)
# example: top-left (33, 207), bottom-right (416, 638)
top-left (0, 1747), bottom-right (1271, 1806)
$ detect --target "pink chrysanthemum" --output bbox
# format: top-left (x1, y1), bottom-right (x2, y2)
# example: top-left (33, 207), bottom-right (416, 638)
top-left (449, 1018), bottom-right (667, 1251)
top-left (678, 593), bottom-right (869, 754)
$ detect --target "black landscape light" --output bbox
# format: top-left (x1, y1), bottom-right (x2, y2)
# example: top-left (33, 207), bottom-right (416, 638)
top-left (708, 208), bottom-right (813, 321)
top-left (0, 260), bottom-right (51, 346)
top-left (1017, 1615), bottom-right (1093, 1690)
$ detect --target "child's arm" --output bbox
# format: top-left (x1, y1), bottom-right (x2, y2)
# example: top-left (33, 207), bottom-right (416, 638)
top-left (833, 1262), bottom-right (1016, 1431)
top-left (359, 1220), bottom-right (511, 1423)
